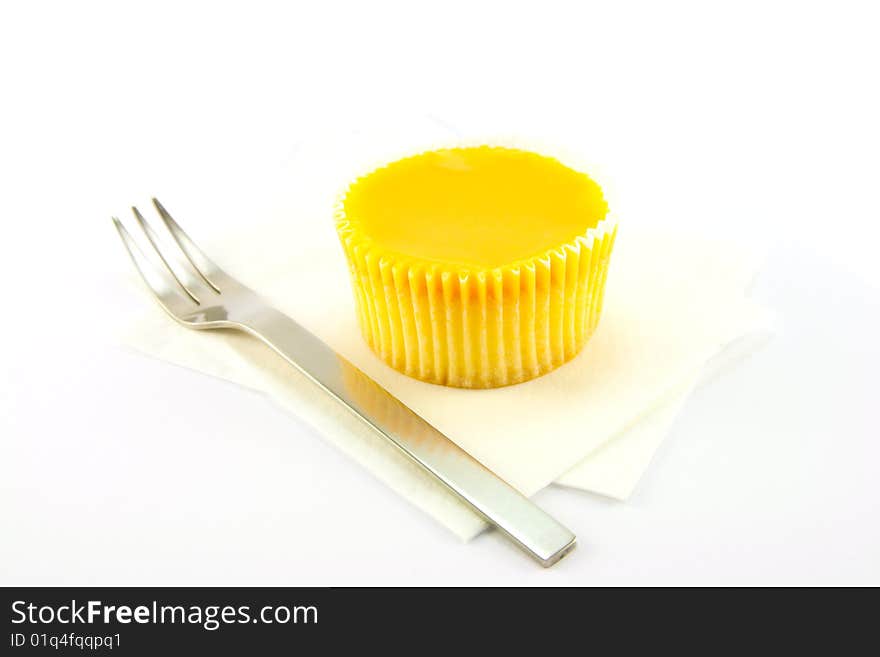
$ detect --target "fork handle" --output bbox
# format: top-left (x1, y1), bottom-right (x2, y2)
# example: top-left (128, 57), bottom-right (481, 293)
top-left (238, 307), bottom-right (576, 567)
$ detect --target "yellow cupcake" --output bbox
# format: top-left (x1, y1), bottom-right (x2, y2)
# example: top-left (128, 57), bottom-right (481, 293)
top-left (335, 146), bottom-right (616, 388)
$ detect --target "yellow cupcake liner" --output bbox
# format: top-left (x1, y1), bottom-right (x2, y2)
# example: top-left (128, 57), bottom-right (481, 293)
top-left (335, 150), bottom-right (617, 389)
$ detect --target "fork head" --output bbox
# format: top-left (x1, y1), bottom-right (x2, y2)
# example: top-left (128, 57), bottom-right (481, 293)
top-left (113, 198), bottom-right (252, 328)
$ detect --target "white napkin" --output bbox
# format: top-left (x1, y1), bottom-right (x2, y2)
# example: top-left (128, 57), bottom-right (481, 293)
top-left (117, 118), bottom-right (772, 539)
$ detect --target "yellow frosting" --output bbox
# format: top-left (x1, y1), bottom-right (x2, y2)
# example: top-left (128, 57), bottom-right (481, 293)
top-left (336, 146), bottom-right (617, 388)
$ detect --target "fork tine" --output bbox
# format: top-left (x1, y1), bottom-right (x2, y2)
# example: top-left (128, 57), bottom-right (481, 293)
top-left (131, 206), bottom-right (200, 304)
top-left (113, 217), bottom-right (192, 317)
top-left (151, 197), bottom-right (222, 292)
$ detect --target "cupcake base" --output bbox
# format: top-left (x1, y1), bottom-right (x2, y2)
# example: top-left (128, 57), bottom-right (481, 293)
top-left (338, 217), bottom-right (617, 388)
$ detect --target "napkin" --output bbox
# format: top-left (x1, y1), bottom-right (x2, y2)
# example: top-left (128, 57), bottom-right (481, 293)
top-left (117, 118), bottom-right (772, 539)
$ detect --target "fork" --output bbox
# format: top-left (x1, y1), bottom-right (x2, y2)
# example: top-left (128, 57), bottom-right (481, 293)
top-left (113, 198), bottom-right (577, 567)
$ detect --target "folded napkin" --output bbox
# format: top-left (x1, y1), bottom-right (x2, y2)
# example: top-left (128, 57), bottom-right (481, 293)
top-left (117, 119), bottom-right (771, 539)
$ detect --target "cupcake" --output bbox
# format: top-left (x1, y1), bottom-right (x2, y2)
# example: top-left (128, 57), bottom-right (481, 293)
top-left (335, 146), bottom-right (616, 388)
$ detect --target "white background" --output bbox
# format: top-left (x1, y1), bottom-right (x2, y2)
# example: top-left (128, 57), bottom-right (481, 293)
top-left (1, 1), bottom-right (878, 585)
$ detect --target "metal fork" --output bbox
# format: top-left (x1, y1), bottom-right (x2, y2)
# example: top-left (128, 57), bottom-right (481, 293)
top-left (113, 198), bottom-right (577, 567)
